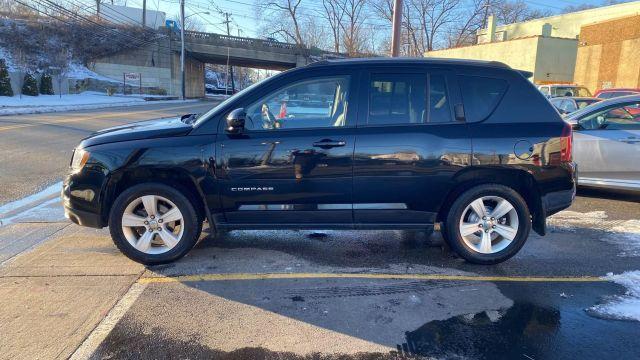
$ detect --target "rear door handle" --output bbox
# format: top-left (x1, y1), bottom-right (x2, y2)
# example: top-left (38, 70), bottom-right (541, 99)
top-left (313, 139), bottom-right (346, 148)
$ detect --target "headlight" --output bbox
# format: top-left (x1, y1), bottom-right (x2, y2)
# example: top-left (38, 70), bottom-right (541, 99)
top-left (70, 148), bottom-right (90, 172)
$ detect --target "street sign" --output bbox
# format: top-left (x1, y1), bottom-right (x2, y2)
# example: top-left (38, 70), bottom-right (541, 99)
top-left (124, 73), bottom-right (141, 81)
top-left (123, 73), bottom-right (142, 95)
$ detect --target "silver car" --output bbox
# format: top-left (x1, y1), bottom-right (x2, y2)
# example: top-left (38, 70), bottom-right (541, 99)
top-left (565, 95), bottom-right (640, 191)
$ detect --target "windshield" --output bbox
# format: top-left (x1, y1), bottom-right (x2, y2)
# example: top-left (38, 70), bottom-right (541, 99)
top-left (575, 99), bottom-right (599, 109)
top-left (192, 80), bottom-right (267, 128)
top-left (553, 86), bottom-right (592, 97)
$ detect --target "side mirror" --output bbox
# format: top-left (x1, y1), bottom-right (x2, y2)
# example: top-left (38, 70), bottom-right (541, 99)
top-left (226, 108), bottom-right (246, 134)
top-left (571, 122), bottom-right (581, 131)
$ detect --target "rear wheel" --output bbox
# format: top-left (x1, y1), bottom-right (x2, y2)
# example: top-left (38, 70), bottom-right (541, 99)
top-left (109, 183), bottom-right (202, 265)
top-left (444, 184), bottom-right (531, 264)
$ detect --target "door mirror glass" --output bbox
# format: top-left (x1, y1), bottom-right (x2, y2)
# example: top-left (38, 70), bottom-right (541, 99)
top-left (226, 108), bottom-right (246, 134)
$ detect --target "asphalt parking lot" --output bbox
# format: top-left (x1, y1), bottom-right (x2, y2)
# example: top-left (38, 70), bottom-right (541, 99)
top-left (1, 103), bottom-right (639, 360)
top-left (1, 187), bottom-right (639, 360)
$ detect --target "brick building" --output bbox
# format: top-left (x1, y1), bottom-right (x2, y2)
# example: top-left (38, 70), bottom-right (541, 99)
top-left (574, 14), bottom-right (640, 93)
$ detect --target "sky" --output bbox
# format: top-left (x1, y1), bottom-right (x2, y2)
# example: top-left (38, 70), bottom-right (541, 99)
top-left (100, 0), bottom-right (621, 39)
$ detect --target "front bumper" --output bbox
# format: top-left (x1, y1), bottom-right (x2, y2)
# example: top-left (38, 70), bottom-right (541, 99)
top-left (62, 170), bottom-right (108, 229)
top-left (63, 203), bottom-right (103, 228)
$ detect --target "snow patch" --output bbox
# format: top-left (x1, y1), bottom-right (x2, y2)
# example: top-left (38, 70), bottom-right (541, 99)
top-left (0, 47), bottom-right (17, 71)
top-left (0, 92), bottom-right (196, 116)
top-left (0, 182), bottom-right (62, 217)
top-left (0, 182), bottom-right (64, 227)
top-left (588, 271), bottom-right (640, 322)
top-left (66, 63), bottom-right (120, 82)
top-left (549, 210), bottom-right (640, 257)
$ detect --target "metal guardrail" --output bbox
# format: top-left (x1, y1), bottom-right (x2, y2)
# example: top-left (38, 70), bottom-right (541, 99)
top-left (175, 30), bottom-right (304, 54)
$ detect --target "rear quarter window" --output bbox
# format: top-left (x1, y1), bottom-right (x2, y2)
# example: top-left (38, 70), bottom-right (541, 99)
top-left (458, 75), bottom-right (508, 122)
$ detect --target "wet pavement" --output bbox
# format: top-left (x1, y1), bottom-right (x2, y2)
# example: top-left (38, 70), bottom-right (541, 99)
top-left (1, 186), bottom-right (639, 360)
top-left (0, 103), bottom-right (639, 360)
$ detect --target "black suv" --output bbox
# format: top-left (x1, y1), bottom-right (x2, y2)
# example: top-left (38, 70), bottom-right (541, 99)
top-left (62, 58), bottom-right (576, 265)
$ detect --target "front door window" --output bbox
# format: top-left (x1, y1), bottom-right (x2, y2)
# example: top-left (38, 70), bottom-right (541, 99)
top-left (244, 76), bottom-right (350, 130)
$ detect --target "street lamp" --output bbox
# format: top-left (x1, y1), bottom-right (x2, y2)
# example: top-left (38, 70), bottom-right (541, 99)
top-left (179, 0), bottom-right (209, 101)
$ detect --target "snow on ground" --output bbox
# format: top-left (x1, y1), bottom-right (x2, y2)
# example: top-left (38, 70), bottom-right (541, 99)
top-left (588, 271), bottom-right (640, 321)
top-left (0, 91), bottom-right (195, 116)
top-left (0, 182), bottom-right (64, 227)
top-left (549, 211), bottom-right (640, 257)
top-left (0, 47), bottom-right (17, 71)
top-left (65, 63), bottom-right (121, 82)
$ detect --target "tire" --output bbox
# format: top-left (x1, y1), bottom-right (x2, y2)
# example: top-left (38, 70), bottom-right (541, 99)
top-left (109, 183), bottom-right (202, 265)
top-left (444, 184), bottom-right (531, 265)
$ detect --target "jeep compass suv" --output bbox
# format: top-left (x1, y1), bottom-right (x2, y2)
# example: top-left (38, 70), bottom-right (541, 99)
top-left (62, 58), bottom-right (576, 265)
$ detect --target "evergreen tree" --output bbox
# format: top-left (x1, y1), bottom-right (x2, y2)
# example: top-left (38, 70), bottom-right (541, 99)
top-left (0, 59), bottom-right (13, 97)
top-left (39, 73), bottom-right (54, 95)
top-left (21, 73), bottom-right (38, 96)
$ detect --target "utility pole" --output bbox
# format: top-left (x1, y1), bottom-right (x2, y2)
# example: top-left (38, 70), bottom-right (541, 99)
top-left (390, 0), bottom-right (403, 57)
top-left (142, 0), bottom-right (146, 27)
top-left (222, 12), bottom-right (235, 93)
top-left (180, 0), bottom-right (185, 100)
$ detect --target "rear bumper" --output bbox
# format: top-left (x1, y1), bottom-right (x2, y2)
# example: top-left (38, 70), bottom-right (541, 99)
top-left (542, 187), bottom-right (575, 216)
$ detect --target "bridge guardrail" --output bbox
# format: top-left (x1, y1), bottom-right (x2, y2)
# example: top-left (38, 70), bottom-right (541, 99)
top-left (174, 30), bottom-right (308, 55)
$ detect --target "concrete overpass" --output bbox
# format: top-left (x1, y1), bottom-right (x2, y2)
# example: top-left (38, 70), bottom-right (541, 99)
top-left (176, 31), bottom-right (312, 70)
top-left (89, 30), bottom-right (340, 97)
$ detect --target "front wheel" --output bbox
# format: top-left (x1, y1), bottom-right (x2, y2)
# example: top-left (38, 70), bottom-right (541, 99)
top-left (109, 183), bottom-right (202, 265)
top-left (444, 184), bottom-right (531, 264)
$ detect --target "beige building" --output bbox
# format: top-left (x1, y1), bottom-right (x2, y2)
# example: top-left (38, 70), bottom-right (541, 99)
top-left (574, 14), bottom-right (640, 93)
top-left (425, 1), bottom-right (640, 84)
top-left (476, 1), bottom-right (640, 43)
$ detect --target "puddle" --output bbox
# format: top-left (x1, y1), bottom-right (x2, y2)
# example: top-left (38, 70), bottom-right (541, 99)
top-left (398, 303), bottom-right (560, 359)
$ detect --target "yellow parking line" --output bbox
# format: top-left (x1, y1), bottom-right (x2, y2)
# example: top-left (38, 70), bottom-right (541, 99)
top-left (138, 272), bottom-right (605, 284)
top-left (0, 103), bottom-right (201, 132)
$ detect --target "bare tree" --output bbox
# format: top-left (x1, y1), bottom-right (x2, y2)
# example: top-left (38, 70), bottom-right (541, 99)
top-left (492, 0), bottom-right (551, 24)
top-left (446, 0), bottom-right (485, 48)
top-left (301, 15), bottom-right (330, 50)
top-left (259, 0), bottom-right (305, 46)
top-left (321, 0), bottom-right (346, 53)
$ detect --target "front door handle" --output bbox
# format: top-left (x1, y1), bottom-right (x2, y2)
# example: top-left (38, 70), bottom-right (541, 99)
top-left (619, 137), bottom-right (640, 143)
top-left (313, 139), bottom-right (346, 148)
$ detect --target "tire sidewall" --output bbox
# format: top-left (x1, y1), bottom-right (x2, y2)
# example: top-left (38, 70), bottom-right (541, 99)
top-left (109, 183), bottom-right (200, 265)
top-left (445, 184), bottom-right (531, 264)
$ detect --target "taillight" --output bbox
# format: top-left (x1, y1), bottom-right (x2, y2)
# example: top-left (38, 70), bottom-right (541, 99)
top-left (560, 122), bottom-right (572, 162)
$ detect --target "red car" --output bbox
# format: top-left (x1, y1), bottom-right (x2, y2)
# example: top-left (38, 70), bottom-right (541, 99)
top-left (594, 88), bottom-right (640, 99)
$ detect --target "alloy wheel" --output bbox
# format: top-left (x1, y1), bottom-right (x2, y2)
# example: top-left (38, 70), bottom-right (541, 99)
top-left (121, 195), bottom-right (184, 254)
top-left (458, 196), bottom-right (519, 254)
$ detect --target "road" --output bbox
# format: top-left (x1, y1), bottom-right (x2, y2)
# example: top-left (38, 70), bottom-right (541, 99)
top-left (0, 100), bottom-right (218, 205)
top-left (0, 104), bottom-right (639, 360)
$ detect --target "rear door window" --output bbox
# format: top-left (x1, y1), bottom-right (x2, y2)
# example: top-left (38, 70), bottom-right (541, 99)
top-left (367, 74), bottom-right (426, 125)
top-left (458, 76), bottom-right (508, 122)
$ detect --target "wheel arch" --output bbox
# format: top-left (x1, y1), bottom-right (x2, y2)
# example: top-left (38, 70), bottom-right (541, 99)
top-left (102, 168), bottom-right (213, 229)
top-left (437, 167), bottom-right (546, 235)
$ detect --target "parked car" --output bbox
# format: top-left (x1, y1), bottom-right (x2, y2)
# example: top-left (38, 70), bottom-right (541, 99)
top-left (549, 97), bottom-right (601, 115)
top-left (594, 88), bottom-right (640, 100)
top-left (62, 58), bottom-right (576, 265)
top-left (564, 94), bottom-right (640, 191)
top-left (205, 84), bottom-right (236, 95)
top-left (538, 84), bottom-right (592, 98)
